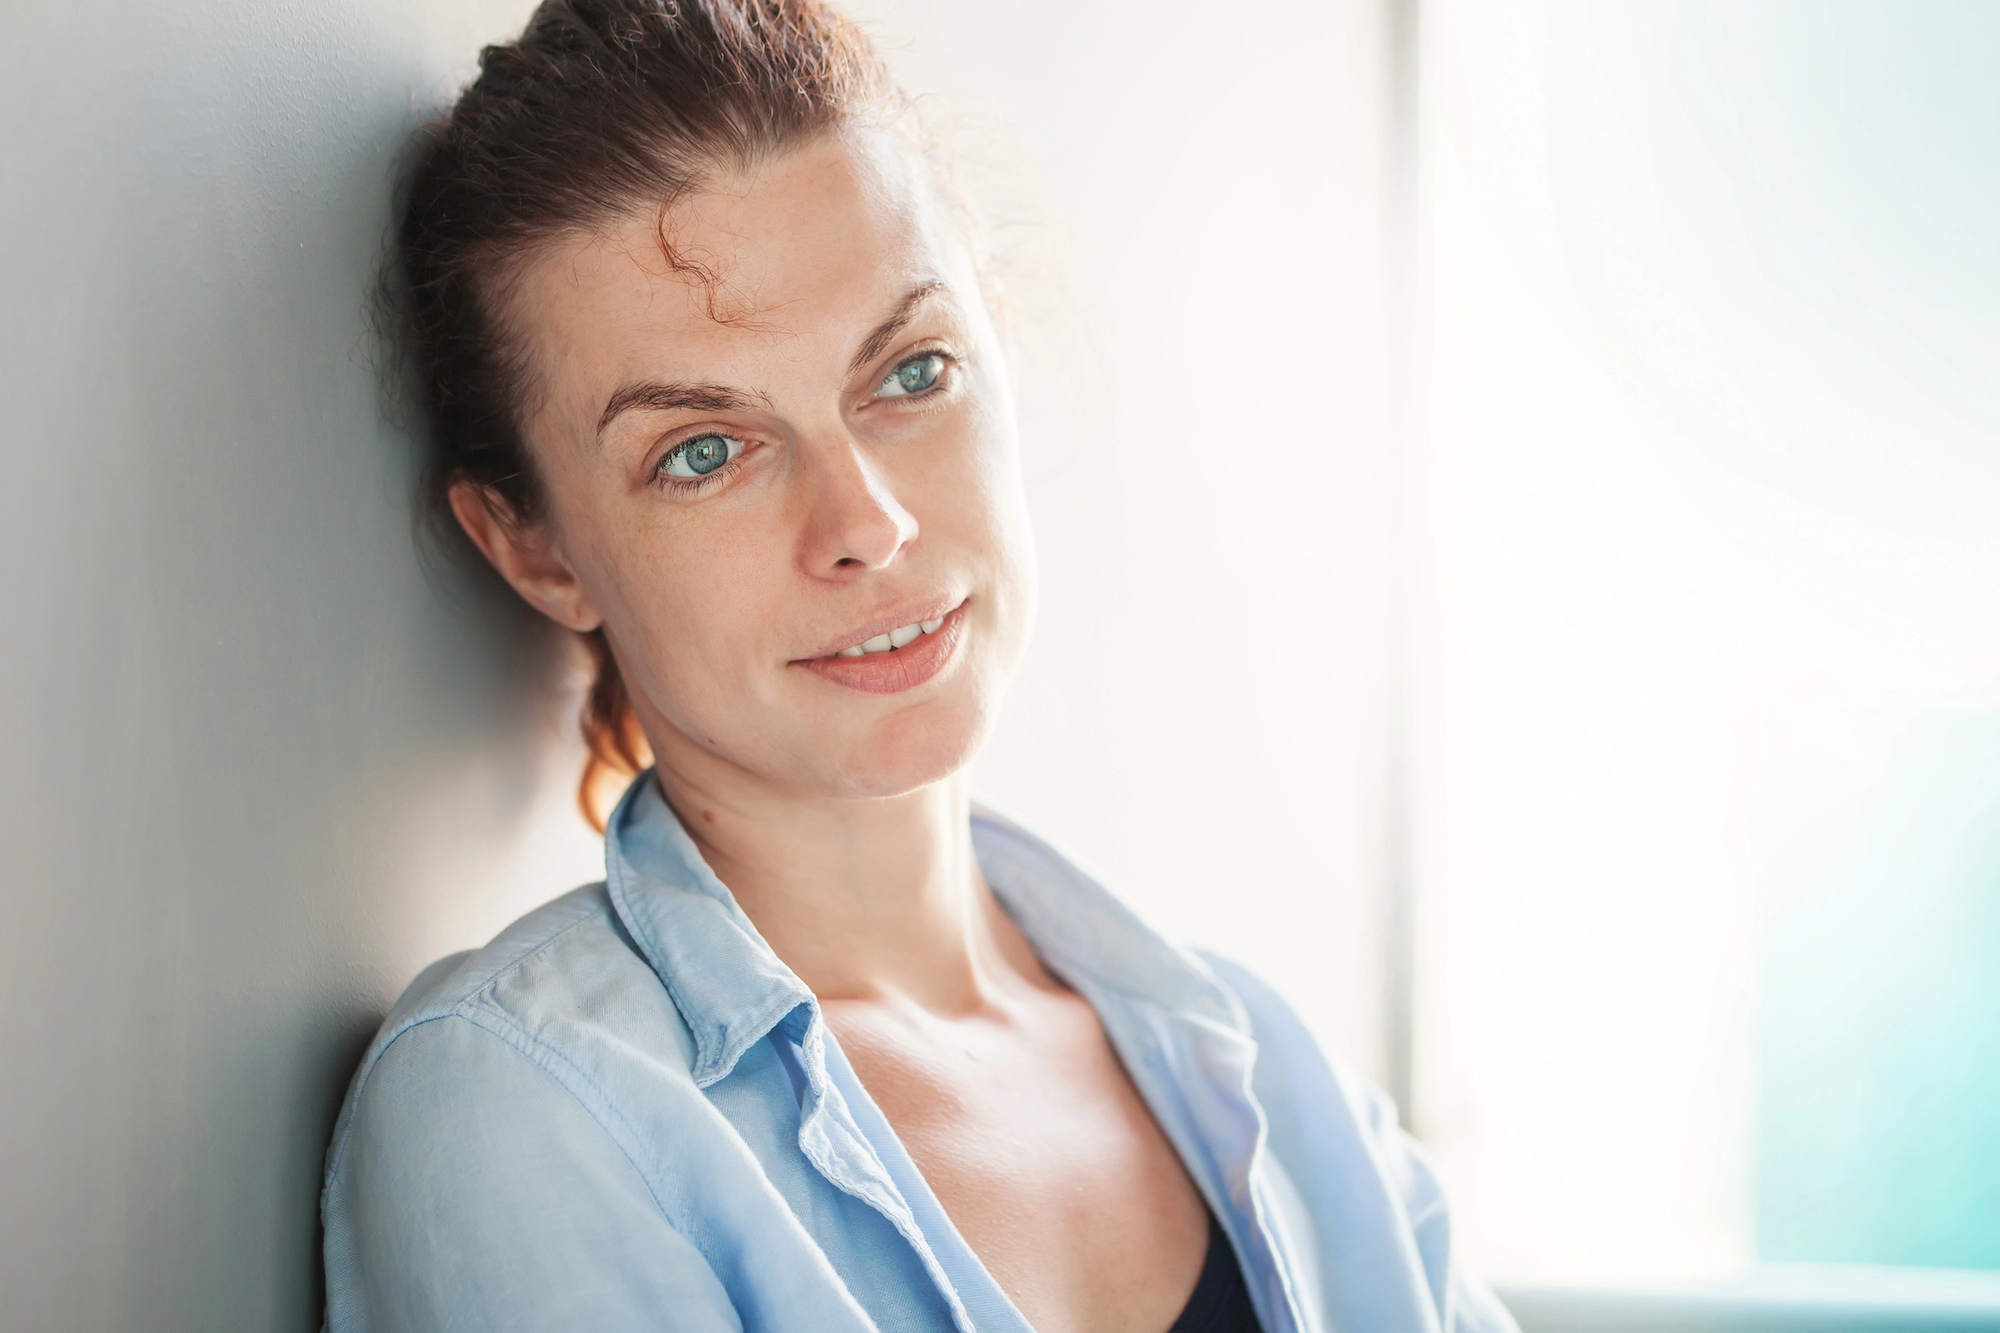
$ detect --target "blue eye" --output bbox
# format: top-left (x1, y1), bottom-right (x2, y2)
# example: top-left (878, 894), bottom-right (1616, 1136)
top-left (877, 354), bottom-right (945, 398)
top-left (659, 432), bottom-right (744, 480)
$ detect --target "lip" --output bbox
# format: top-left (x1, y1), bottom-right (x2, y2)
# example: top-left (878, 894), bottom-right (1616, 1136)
top-left (796, 597), bottom-right (965, 661)
top-left (791, 601), bottom-right (967, 696)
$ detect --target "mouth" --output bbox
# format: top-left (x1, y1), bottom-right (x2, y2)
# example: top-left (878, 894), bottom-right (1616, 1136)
top-left (791, 600), bottom-right (968, 695)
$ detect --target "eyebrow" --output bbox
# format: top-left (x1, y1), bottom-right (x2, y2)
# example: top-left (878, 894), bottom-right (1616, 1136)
top-left (594, 279), bottom-right (952, 437)
top-left (596, 381), bottom-right (771, 437)
top-left (846, 279), bottom-right (951, 379)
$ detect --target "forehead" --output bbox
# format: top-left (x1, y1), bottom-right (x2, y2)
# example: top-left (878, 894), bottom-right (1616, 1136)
top-left (508, 132), bottom-right (965, 424)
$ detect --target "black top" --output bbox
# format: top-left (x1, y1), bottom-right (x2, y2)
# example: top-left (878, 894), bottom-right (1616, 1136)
top-left (1167, 1210), bottom-right (1265, 1333)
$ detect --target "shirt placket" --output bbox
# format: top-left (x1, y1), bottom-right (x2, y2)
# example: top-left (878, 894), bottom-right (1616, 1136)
top-left (783, 1008), bottom-right (984, 1333)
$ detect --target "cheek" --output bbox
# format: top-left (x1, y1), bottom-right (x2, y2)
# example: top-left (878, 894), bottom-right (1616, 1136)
top-left (928, 387), bottom-right (1029, 554)
top-left (910, 409), bottom-right (1038, 676)
top-left (586, 503), bottom-right (791, 721)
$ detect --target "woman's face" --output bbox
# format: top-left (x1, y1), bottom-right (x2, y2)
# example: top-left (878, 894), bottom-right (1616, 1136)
top-left (471, 131), bottom-right (1037, 802)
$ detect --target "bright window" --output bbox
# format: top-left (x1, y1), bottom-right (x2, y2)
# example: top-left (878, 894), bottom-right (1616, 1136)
top-left (1413, 0), bottom-right (2000, 1287)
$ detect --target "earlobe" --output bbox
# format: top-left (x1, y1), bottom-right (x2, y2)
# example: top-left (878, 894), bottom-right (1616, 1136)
top-left (447, 479), bottom-right (605, 633)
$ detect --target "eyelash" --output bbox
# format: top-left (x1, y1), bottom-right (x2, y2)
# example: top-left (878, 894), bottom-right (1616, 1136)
top-left (646, 348), bottom-right (961, 495)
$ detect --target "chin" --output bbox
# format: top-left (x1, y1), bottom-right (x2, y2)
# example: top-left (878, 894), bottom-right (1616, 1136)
top-left (810, 691), bottom-right (995, 801)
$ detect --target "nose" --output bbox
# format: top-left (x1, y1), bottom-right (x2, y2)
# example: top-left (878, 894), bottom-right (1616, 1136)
top-left (796, 435), bottom-right (919, 578)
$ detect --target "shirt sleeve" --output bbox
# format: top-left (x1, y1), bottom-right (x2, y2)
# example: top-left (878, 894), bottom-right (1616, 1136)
top-left (1199, 953), bottom-right (1519, 1333)
top-left (322, 1013), bottom-right (742, 1333)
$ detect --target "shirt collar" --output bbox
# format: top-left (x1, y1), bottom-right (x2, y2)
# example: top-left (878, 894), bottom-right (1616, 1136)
top-left (603, 772), bottom-right (1249, 1086)
top-left (964, 803), bottom-right (1247, 1031)
top-left (603, 775), bottom-right (815, 1088)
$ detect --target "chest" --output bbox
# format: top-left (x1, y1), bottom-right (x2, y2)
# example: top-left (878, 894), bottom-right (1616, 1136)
top-left (826, 992), bottom-right (1163, 1191)
top-left (822, 994), bottom-right (1213, 1333)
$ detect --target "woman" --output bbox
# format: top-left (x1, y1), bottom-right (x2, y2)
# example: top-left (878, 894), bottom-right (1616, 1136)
top-left (322, 2), bottom-right (1514, 1330)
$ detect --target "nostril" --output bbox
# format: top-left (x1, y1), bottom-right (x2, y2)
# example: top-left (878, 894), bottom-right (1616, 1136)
top-left (834, 556), bottom-right (861, 567)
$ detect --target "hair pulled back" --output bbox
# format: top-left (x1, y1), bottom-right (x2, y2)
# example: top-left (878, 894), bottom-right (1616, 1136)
top-left (393, 0), bottom-right (901, 830)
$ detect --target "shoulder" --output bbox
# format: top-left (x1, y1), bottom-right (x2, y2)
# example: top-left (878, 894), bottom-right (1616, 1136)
top-left (324, 882), bottom-right (701, 1192)
top-left (320, 888), bottom-right (754, 1331)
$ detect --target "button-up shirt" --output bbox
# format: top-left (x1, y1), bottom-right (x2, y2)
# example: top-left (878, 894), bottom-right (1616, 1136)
top-left (322, 775), bottom-right (1516, 1332)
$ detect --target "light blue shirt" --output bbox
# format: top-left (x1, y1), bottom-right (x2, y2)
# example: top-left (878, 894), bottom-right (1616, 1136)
top-left (322, 775), bottom-right (1516, 1333)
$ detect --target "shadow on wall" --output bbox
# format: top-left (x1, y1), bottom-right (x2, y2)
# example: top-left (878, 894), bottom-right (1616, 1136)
top-left (0, 2), bottom-right (604, 1330)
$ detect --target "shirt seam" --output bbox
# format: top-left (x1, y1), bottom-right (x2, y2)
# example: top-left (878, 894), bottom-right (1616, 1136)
top-left (441, 888), bottom-right (607, 1004)
top-left (450, 999), bottom-right (683, 1227)
top-left (322, 903), bottom-right (615, 1188)
top-left (324, 1005), bottom-right (684, 1242)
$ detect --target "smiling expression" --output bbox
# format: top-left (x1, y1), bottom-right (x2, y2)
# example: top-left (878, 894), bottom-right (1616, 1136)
top-left (487, 130), bottom-right (1038, 801)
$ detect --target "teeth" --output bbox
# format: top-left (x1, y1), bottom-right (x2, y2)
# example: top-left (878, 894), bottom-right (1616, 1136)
top-left (832, 613), bottom-right (951, 659)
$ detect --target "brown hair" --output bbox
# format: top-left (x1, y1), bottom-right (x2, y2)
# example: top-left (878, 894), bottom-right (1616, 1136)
top-left (390, 0), bottom-right (902, 831)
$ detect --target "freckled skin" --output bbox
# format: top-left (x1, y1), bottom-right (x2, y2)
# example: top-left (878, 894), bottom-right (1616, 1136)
top-left (450, 131), bottom-right (1210, 1333)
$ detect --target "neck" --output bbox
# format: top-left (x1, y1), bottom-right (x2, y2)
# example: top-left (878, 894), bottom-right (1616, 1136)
top-left (650, 749), bottom-right (1033, 1013)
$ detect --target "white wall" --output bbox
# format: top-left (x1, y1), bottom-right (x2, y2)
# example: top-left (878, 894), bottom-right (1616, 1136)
top-left (1, 1), bottom-right (1401, 1325)
top-left (0, 3), bottom-right (601, 1327)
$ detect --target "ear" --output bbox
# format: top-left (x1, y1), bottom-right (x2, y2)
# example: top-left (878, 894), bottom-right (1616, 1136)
top-left (448, 479), bottom-right (604, 633)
